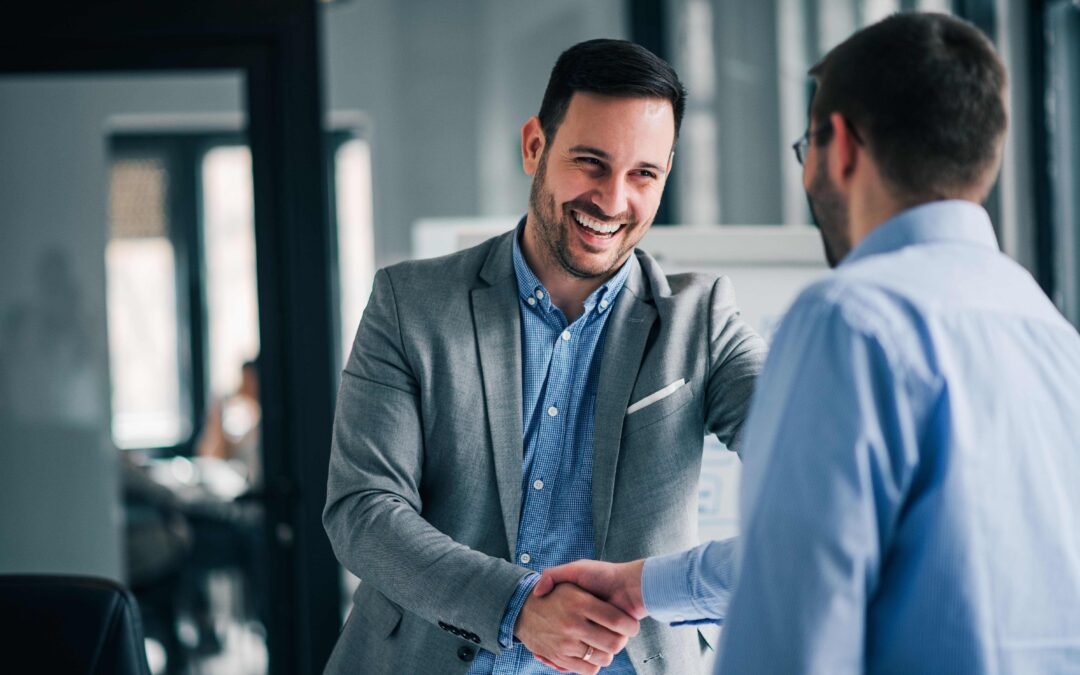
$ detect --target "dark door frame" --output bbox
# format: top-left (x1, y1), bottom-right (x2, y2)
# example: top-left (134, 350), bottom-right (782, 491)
top-left (1025, 0), bottom-right (1056, 298)
top-left (1, 3), bottom-right (340, 674)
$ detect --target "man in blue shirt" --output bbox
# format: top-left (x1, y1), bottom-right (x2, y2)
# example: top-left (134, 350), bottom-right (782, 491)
top-left (535, 13), bottom-right (1080, 674)
top-left (323, 40), bottom-right (765, 675)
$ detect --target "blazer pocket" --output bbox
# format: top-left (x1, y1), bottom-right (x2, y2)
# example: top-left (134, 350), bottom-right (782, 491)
top-left (352, 583), bottom-right (403, 639)
top-left (622, 380), bottom-right (694, 437)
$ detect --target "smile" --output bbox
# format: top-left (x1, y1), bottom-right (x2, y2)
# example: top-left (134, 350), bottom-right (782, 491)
top-left (572, 210), bottom-right (625, 238)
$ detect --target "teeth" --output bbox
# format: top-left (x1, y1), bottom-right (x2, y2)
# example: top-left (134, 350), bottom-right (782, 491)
top-left (573, 211), bottom-right (623, 234)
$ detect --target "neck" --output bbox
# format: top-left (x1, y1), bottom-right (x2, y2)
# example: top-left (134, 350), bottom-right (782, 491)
top-left (847, 170), bottom-right (908, 251)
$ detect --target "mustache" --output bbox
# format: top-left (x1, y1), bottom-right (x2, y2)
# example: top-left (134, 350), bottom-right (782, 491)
top-left (565, 198), bottom-right (632, 225)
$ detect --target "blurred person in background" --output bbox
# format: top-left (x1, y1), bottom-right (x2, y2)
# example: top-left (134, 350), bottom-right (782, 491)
top-left (197, 357), bottom-right (262, 490)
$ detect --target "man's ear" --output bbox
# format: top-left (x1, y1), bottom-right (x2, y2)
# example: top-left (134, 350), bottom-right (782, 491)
top-left (827, 111), bottom-right (859, 188)
top-left (521, 117), bottom-right (546, 177)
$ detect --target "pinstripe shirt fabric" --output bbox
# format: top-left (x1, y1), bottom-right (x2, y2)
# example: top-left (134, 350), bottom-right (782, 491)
top-left (469, 226), bottom-right (636, 674)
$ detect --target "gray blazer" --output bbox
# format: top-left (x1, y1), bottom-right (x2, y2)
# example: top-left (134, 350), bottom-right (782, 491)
top-left (323, 230), bottom-right (765, 674)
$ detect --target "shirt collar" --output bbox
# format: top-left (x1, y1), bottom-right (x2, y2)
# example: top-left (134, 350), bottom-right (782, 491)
top-left (841, 200), bottom-right (999, 267)
top-left (511, 216), bottom-right (632, 317)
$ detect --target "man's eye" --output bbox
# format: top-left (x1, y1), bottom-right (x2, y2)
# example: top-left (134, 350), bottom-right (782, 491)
top-left (636, 170), bottom-right (657, 179)
top-left (577, 157), bottom-right (602, 166)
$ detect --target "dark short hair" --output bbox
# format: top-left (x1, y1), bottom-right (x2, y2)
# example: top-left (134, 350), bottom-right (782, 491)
top-left (538, 39), bottom-right (686, 146)
top-left (809, 12), bottom-right (1007, 200)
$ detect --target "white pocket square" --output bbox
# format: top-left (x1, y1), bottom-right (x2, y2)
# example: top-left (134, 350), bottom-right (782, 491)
top-left (626, 379), bottom-right (686, 415)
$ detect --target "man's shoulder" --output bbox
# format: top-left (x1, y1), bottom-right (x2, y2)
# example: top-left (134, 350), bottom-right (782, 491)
top-left (783, 268), bottom-right (941, 383)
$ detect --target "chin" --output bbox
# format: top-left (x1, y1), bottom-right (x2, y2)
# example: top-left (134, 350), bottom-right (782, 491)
top-left (563, 261), bottom-right (611, 280)
top-left (559, 250), bottom-right (615, 279)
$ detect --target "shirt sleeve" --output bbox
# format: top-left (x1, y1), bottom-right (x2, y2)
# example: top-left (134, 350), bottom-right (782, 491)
top-left (642, 537), bottom-right (738, 625)
top-left (717, 288), bottom-right (927, 673)
top-left (498, 572), bottom-right (541, 648)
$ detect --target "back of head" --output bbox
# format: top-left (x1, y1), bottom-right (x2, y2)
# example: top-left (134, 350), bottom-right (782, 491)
top-left (538, 38), bottom-right (686, 144)
top-left (810, 13), bottom-right (1008, 203)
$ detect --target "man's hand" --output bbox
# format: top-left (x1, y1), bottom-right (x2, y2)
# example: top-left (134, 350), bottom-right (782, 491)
top-left (514, 582), bottom-right (640, 675)
top-left (533, 559), bottom-right (647, 620)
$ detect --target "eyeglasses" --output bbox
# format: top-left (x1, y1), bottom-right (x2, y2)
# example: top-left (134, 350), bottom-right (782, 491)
top-left (791, 118), bottom-right (863, 165)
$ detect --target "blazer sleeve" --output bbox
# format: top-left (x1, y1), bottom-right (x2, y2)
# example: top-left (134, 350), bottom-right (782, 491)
top-left (322, 268), bottom-right (529, 653)
top-left (704, 275), bottom-right (768, 456)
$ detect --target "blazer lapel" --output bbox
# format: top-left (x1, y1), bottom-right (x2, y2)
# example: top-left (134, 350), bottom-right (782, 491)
top-left (592, 256), bottom-right (656, 559)
top-left (472, 233), bottom-right (524, 557)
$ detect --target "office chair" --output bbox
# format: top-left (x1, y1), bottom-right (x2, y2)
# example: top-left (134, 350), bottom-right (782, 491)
top-left (0, 575), bottom-right (152, 675)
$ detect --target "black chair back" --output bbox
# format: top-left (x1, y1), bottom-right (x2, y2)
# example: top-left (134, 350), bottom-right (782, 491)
top-left (0, 575), bottom-right (151, 675)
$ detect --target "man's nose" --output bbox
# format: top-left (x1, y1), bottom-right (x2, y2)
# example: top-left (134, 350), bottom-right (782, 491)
top-left (591, 174), bottom-right (629, 220)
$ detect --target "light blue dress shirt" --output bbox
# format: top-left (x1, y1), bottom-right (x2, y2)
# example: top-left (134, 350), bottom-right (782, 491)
top-left (643, 201), bottom-right (1080, 673)
top-left (470, 225), bottom-right (636, 674)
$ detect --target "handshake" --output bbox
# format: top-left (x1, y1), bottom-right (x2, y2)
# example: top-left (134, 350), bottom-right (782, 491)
top-left (513, 559), bottom-right (647, 675)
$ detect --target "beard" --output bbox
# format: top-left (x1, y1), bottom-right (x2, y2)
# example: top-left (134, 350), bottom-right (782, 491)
top-left (806, 154), bottom-right (851, 269)
top-left (527, 149), bottom-right (639, 280)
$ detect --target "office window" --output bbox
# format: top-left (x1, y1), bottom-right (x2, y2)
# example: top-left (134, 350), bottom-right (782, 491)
top-left (202, 145), bottom-right (260, 401)
top-left (106, 155), bottom-right (190, 449)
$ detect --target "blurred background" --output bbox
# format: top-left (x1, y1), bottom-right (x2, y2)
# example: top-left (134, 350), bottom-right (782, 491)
top-left (1, 1), bottom-right (1077, 673)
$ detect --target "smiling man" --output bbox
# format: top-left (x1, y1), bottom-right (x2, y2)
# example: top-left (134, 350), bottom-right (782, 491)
top-left (322, 39), bottom-right (765, 675)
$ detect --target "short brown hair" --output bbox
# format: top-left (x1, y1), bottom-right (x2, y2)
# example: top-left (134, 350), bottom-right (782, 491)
top-left (538, 39), bottom-right (686, 145)
top-left (809, 13), bottom-right (1007, 201)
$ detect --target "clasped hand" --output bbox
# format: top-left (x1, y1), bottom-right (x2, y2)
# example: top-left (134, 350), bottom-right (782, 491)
top-left (515, 559), bottom-right (646, 674)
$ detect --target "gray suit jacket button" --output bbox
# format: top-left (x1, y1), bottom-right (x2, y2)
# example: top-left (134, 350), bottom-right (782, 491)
top-left (457, 646), bottom-right (476, 662)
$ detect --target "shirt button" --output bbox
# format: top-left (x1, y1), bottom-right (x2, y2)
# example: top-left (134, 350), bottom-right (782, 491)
top-left (519, 553), bottom-right (531, 564)
top-left (526, 297), bottom-right (536, 306)
top-left (599, 299), bottom-right (609, 309)
top-left (533, 479), bottom-right (544, 491)
top-left (547, 406), bottom-right (558, 417)
top-left (560, 330), bottom-right (571, 341)
top-left (536, 290), bottom-right (545, 300)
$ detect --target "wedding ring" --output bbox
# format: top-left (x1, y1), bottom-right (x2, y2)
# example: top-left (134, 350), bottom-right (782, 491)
top-left (583, 645), bottom-right (594, 662)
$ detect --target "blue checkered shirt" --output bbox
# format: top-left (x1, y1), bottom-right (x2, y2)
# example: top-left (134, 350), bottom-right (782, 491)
top-left (468, 226), bottom-right (636, 674)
